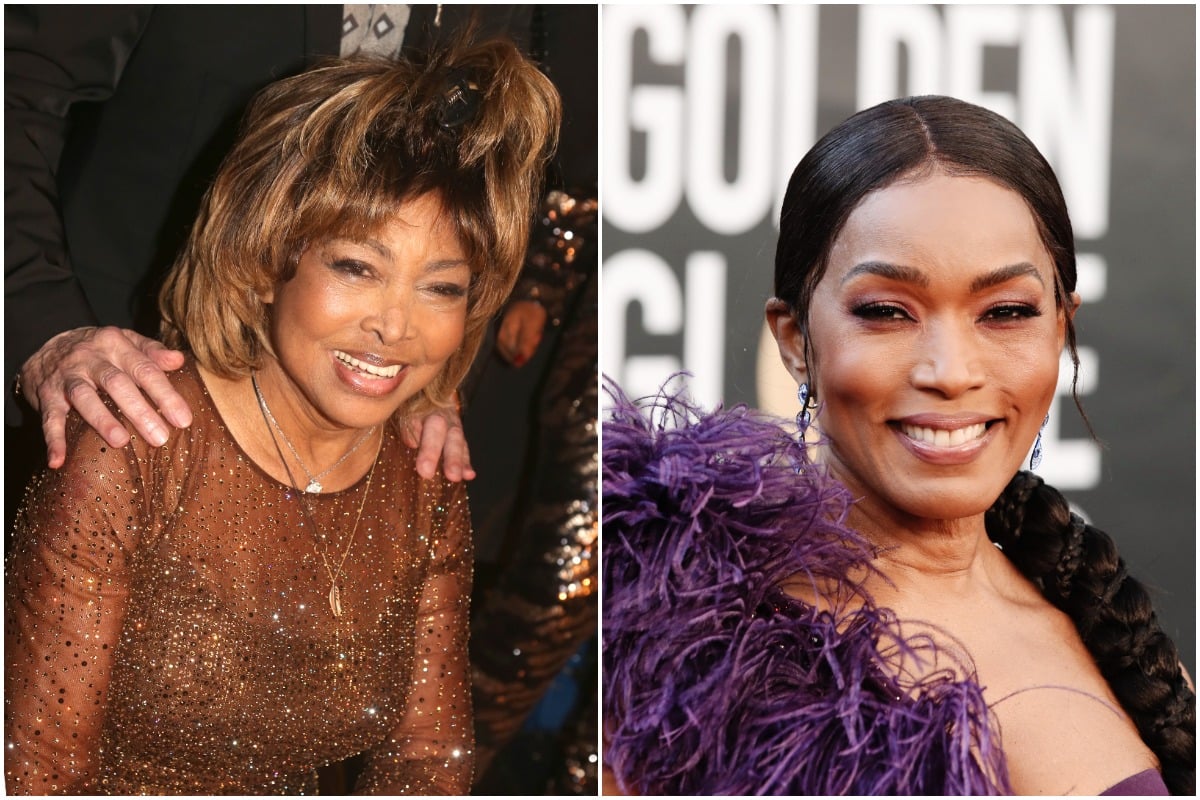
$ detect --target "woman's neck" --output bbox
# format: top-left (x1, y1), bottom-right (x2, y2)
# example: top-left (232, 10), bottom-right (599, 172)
top-left (198, 360), bottom-right (381, 493)
top-left (250, 358), bottom-right (371, 462)
top-left (846, 494), bottom-right (1009, 602)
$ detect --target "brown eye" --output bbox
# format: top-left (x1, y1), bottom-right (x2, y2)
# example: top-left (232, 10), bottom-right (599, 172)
top-left (983, 304), bottom-right (1040, 321)
top-left (430, 283), bottom-right (468, 298)
top-left (853, 302), bottom-right (910, 321)
top-left (331, 259), bottom-right (371, 277)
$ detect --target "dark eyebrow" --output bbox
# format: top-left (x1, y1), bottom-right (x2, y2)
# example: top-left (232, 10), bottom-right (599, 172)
top-left (968, 262), bottom-right (1045, 293)
top-left (841, 261), bottom-right (928, 287)
top-left (329, 239), bottom-right (468, 273)
top-left (842, 260), bottom-right (1046, 292)
top-left (424, 259), bottom-right (471, 274)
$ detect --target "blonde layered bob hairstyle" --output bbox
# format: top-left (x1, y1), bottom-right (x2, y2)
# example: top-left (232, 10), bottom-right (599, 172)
top-left (159, 36), bottom-right (561, 418)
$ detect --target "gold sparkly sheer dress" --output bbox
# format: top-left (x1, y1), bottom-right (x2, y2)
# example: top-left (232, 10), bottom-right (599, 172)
top-left (5, 361), bottom-right (473, 794)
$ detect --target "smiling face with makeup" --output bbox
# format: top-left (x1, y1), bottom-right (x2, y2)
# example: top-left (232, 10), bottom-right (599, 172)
top-left (257, 192), bottom-right (470, 435)
top-left (773, 171), bottom-right (1078, 525)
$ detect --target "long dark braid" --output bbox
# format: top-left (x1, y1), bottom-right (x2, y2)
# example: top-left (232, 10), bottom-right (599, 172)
top-left (985, 471), bottom-right (1196, 795)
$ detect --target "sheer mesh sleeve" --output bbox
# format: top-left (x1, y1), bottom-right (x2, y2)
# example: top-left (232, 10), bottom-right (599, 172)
top-left (353, 481), bottom-right (474, 794)
top-left (5, 416), bottom-right (150, 794)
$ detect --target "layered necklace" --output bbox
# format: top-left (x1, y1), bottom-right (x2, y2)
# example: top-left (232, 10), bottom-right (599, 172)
top-left (253, 379), bottom-right (376, 494)
top-left (251, 372), bottom-right (380, 618)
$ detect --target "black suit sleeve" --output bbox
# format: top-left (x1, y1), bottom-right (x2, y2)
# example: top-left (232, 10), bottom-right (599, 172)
top-left (4, 5), bottom-right (152, 407)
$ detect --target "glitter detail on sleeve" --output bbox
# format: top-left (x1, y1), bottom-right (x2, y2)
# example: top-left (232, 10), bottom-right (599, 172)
top-left (5, 361), bottom-right (474, 794)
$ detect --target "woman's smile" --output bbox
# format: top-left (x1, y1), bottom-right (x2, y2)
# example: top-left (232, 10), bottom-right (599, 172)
top-left (260, 191), bottom-right (470, 435)
top-left (788, 171), bottom-right (1076, 523)
top-left (891, 416), bottom-right (999, 465)
top-left (331, 349), bottom-right (410, 396)
top-left (333, 349), bottom-right (404, 379)
top-left (898, 421), bottom-right (987, 448)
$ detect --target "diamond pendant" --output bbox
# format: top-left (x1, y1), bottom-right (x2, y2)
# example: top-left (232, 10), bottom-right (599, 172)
top-left (329, 585), bottom-right (343, 617)
top-left (305, 479), bottom-right (322, 494)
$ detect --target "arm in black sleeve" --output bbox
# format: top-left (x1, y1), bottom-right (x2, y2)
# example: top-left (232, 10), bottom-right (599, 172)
top-left (4, 5), bottom-right (152, 403)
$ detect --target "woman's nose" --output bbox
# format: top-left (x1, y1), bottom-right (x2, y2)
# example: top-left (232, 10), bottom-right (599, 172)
top-left (910, 320), bottom-right (984, 398)
top-left (363, 295), bottom-right (415, 344)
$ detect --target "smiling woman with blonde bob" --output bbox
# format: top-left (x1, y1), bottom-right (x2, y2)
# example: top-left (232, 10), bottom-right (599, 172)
top-left (602, 96), bottom-right (1194, 795)
top-left (6, 37), bottom-right (559, 794)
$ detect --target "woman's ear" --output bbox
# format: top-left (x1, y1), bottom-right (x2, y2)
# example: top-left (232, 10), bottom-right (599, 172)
top-left (765, 297), bottom-right (808, 385)
top-left (1066, 291), bottom-right (1081, 320)
top-left (1055, 290), bottom-right (1081, 350)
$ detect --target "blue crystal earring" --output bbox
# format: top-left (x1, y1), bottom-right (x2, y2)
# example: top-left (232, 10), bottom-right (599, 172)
top-left (1030, 414), bottom-right (1049, 470)
top-left (796, 382), bottom-right (812, 436)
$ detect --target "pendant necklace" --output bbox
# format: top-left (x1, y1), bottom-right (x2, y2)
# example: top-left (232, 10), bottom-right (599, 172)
top-left (252, 375), bottom-right (375, 494)
top-left (252, 372), bottom-right (379, 618)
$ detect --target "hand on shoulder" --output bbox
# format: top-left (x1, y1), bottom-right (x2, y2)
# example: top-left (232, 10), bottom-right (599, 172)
top-left (19, 326), bottom-right (191, 468)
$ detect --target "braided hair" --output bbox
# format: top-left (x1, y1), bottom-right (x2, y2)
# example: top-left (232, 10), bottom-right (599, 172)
top-left (774, 95), bottom-right (1195, 793)
top-left (986, 471), bottom-right (1195, 795)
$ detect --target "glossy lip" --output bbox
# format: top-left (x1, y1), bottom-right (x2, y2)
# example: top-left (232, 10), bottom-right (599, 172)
top-left (889, 413), bottom-right (1000, 466)
top-left (331, 349), bottom-right (409, 397)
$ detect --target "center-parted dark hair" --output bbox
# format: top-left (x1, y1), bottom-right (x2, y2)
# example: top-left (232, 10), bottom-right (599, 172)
top-left (775, 95), bottom-right (1079, 403)
top-left (773, 96), bottom-right (1194, 794)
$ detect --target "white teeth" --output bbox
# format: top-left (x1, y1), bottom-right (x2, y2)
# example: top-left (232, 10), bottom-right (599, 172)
top-left (334, 350), bottom-right (401, 378)
top-left (900, 422), bottom-right (987, 447)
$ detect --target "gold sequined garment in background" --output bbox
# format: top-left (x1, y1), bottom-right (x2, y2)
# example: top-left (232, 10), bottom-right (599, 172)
top-left (5, 361), bottom-right (473, 794)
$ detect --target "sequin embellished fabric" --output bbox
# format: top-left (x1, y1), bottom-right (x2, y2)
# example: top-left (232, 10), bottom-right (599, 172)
top-left (6, 361), bottom-right (473, 794)
top-left (471, 196), bottom-right (598, 779)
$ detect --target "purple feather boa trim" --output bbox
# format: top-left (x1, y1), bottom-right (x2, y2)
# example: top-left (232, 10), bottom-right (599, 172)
top-left (602, 383), bottom-right (1012, 795)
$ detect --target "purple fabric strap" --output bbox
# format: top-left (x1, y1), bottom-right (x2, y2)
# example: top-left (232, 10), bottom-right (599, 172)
top-left (1101, 768), bottom-right (1169, 796)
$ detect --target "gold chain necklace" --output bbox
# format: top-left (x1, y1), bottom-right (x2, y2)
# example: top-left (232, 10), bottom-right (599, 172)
top-left (252, 372), bottom-right (379, 617)
top-left (252, 374), bottom-right (375, 493)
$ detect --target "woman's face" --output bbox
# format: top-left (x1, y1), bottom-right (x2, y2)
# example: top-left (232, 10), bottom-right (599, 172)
top-left (262, 192), bottom-right (469, 432)
top-left (800, 172), bottom-right (1075, 523)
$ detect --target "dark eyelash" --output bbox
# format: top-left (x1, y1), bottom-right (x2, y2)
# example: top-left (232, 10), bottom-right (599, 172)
top-left (331, 259), bottom-right (371, 276)
top-left (984, 304), bottom-right (1041, 321)
top-left (431, 283), bottom-right (468, 298)
top-left (851, 302), bottom-right (910, 321)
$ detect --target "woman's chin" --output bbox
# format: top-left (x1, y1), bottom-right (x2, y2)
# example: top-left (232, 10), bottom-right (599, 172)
top-left (892, 477), bottom-right (1015, 525)
top-left (837, 466), bottom-right (1016, 529)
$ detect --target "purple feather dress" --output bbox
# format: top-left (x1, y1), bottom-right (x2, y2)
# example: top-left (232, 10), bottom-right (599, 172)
top-left (602, 386), bottom-right (1012, 795)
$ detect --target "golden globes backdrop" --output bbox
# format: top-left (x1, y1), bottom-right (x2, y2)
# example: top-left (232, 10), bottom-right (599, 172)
top-left (601, 5), bottom-right (1195, 671)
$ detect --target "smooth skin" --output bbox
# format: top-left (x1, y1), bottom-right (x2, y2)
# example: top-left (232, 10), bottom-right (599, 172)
top-left (203, 192), bottom-right (472, 491)
top-left (767, 171), bottom-right (1157, 795)
top-left (17, 197), bottom-right (475, 481)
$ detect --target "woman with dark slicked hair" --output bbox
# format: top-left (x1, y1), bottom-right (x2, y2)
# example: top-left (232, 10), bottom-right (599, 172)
top-left (603, 96), bottom-right (1194, 795)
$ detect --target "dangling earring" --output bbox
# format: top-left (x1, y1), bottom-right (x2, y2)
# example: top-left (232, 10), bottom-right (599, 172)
top-left (1030, 414), bottom-right (1049, 470)
top-left (796, 382), bottom-right (812, 436)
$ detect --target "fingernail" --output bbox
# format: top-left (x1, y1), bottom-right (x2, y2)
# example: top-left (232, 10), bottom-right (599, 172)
top-left (149, 428), bottom-right (168, 447)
